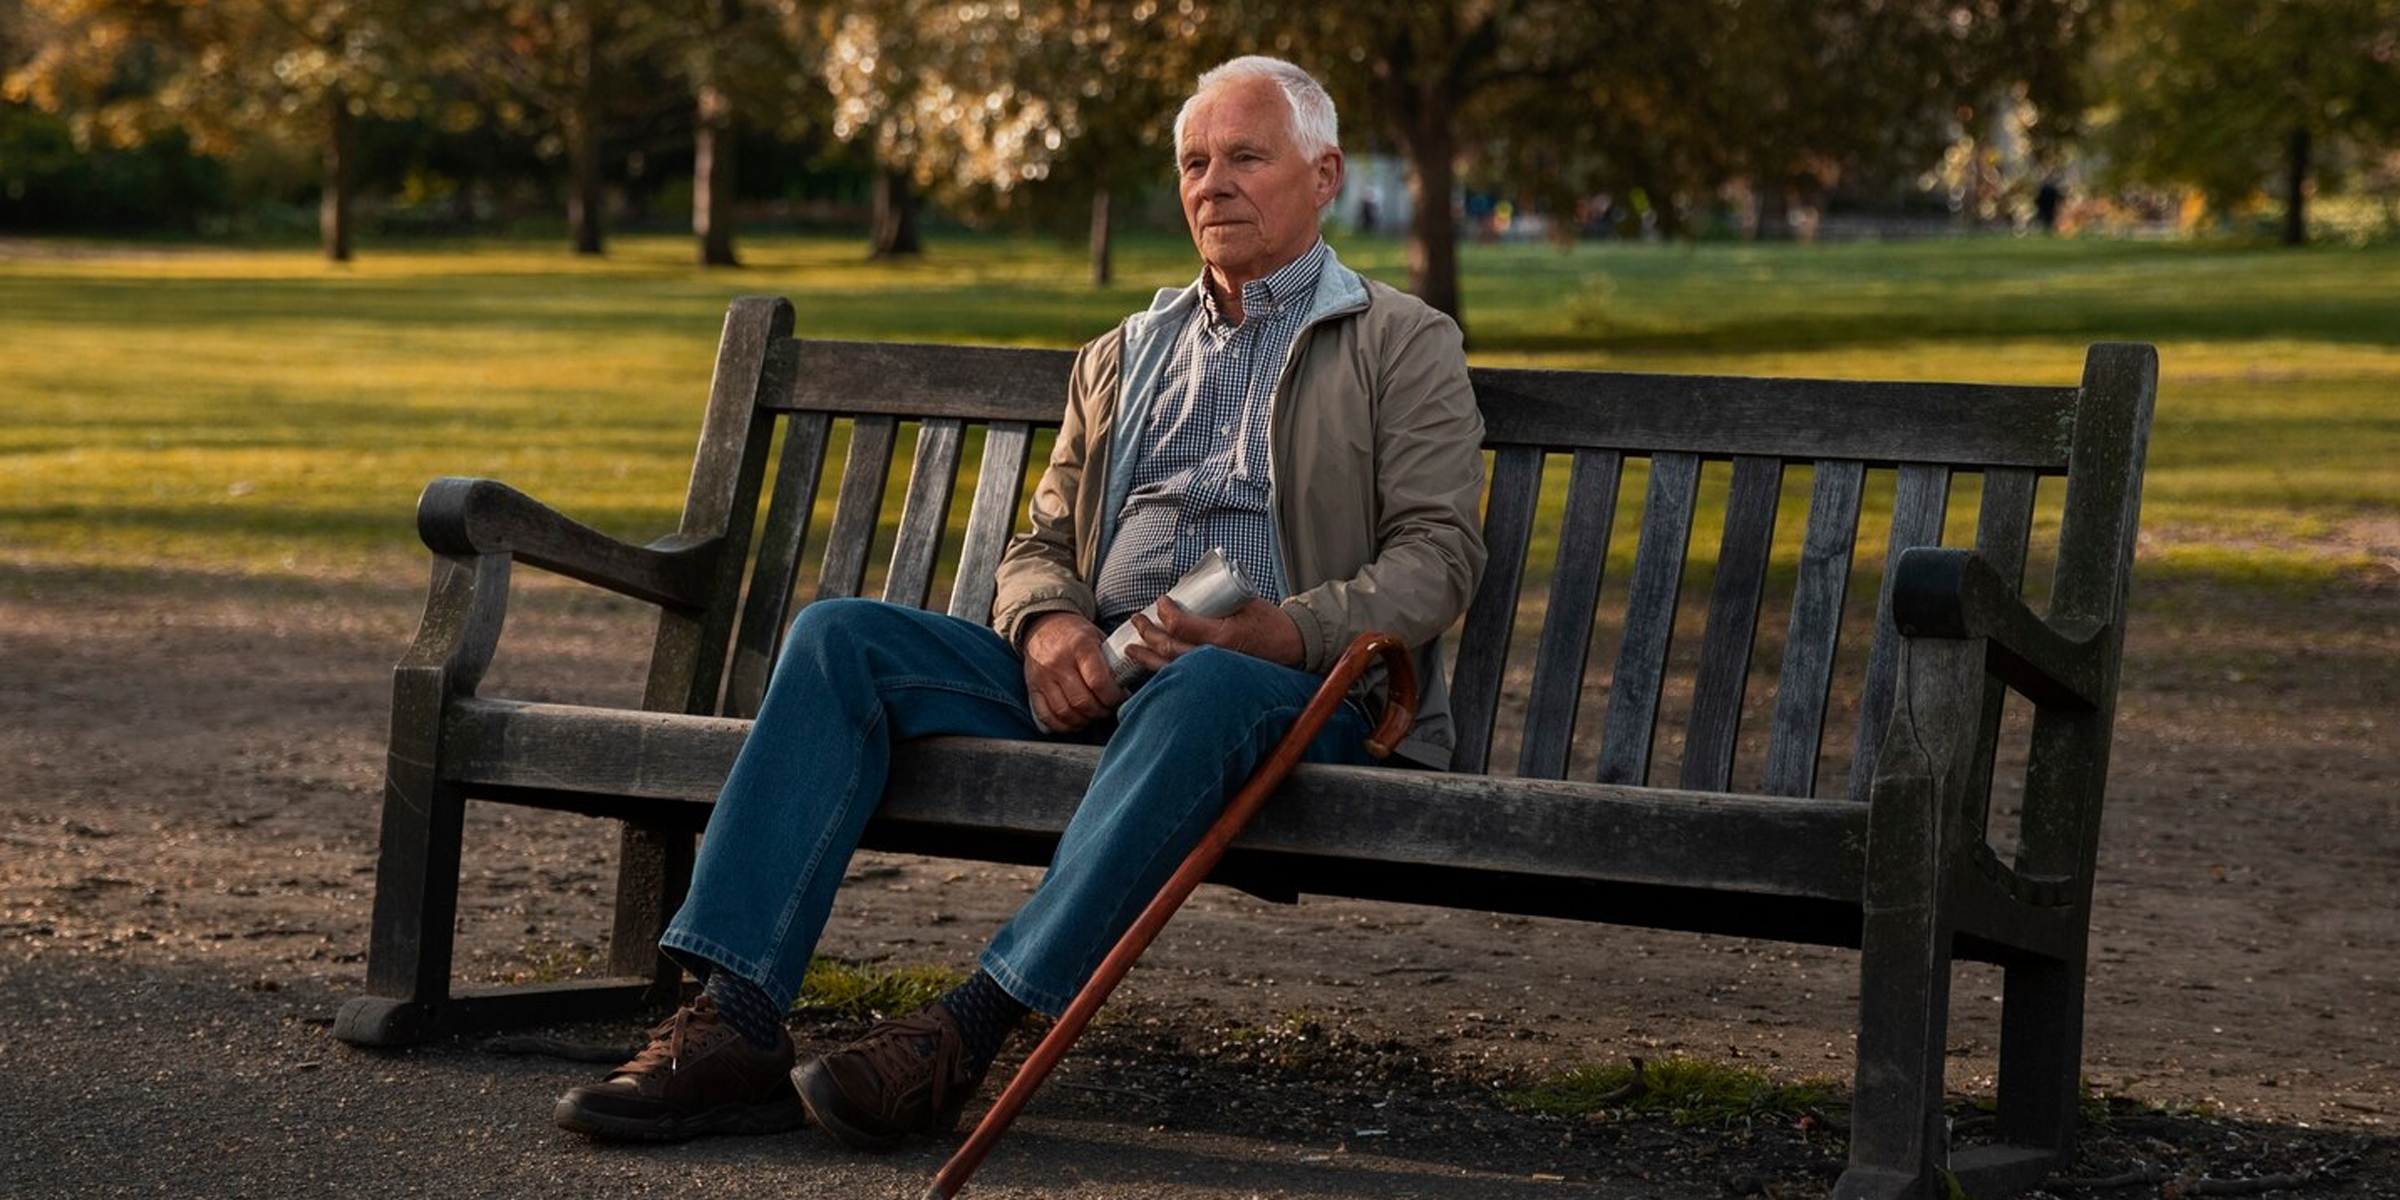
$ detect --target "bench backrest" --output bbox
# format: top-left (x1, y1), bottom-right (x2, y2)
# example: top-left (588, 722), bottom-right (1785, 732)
top-left (659, 298), bottom-right (2151, 818)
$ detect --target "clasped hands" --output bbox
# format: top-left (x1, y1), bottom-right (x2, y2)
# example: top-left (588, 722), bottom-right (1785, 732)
top-left (1021, 597), bottom-right (1303, 733)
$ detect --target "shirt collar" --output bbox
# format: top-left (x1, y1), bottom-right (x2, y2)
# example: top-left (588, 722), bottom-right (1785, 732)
top-left (1197, 239), bottom-right (1329, 329)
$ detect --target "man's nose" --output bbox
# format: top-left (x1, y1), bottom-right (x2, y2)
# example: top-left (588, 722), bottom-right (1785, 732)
top-left (1194, 156), bottom-right (1236, 197)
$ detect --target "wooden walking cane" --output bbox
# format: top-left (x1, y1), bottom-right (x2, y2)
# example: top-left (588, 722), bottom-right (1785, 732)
top-left (922, 632), bottom-right (1420, 1200)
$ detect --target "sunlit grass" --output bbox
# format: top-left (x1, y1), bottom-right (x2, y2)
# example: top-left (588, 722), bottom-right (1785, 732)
top-left (2, 232), bottom-right (2395, 591)
top-left (1504, 1055), bottom-right (1835, 1127)
top-left (793, 955), bottom-right (960, 1021)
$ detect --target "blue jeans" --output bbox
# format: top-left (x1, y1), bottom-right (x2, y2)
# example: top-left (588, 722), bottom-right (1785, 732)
top-left (659, 598), bottom-right (1374, 1016)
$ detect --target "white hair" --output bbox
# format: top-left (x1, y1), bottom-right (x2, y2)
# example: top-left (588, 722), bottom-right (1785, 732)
top-left (1172, 55), bottom-right (1340, 163)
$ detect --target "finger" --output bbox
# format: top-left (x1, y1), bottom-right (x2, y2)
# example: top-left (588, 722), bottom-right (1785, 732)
top-left (1132, 611), bottom-right (1194, 656)
top-left (1074, 643), bottom-right (1128, 707)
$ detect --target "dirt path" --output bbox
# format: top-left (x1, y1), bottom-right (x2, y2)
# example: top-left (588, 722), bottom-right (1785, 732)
top-left (2, 559), bottom-right (2393, 1196)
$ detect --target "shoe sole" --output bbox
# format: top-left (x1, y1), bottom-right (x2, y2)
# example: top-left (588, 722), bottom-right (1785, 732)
top-left (552, 1092), bottom-right (808, 1143)
top-left (794, 1059), bottom-right (961, 1152)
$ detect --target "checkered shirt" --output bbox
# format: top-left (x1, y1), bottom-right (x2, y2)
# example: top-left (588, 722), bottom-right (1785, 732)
top-left (1091, 240), bottom-right (1330, 626)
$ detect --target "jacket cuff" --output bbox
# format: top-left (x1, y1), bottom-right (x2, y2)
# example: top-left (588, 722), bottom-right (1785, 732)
top-left (1280, 597), bottom-right (1335, 673)
top-left (995, 590), bottom-right (1090, 650)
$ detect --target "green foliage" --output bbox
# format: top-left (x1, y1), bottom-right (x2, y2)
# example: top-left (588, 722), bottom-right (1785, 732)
top-left (793, 956), bottom-right (960, 1020)
top-left (1504, 1055), bottom-right (1833, 1127)
top-left (0, 101), bottom-right (229, 230)
top-left (2090, 0), bottom-right (2400, 237)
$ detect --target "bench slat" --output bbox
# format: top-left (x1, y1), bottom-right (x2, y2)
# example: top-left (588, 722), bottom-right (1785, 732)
top-left (1475, 369), bottom-right (2078, 469)
top-left (723, 411), bottom-right (833, 719)
top-left (438, 701), bottom-right (1867, 903)
top-left (1680, 455), bottom-right (1785, 791)
top-left (780, 341), bottom-right (1078, 426)
top-left (779, 340), bottom-right (2079, 469)
top-left (948, 421), bottom-right (1035, 626)
top-left (1967, 467), bottom-right (2040, 825)
top-left (816, 416), bottom-right (899, 602)
top-left (883, 419), bottom-right (964, 609)
top-left (1847, 463), bottom-right (1953, 800)
top-left (1597, 452), bottom-right (1701, 785)
top-left (1449, 446), bottom-right (1545, 775)
top-left (1517, 450), bottom-right (1623, 779)
top-left (1761, 460), bottom-right (1867, 797)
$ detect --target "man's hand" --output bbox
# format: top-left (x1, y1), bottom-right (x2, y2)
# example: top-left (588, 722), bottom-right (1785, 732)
top-left (1122, 596), bottom-right (1305, 673)
top-left (1021, 611), bottom-right (1126, 732)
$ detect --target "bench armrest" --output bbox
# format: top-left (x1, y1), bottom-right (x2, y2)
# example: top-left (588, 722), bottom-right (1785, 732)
top-left (417, 476), bottom-right (717, 611)
top-left (1890, 546), bottom-right (2105, 710)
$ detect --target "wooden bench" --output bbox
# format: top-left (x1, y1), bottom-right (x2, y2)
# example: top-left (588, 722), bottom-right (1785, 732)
top-left (335, 296), bottom-right (2156, 1200)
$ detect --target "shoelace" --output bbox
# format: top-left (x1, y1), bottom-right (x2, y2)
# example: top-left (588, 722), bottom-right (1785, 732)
top-left (614, 1001), bottom-right (716, 1081)
top-left (854, 1011), bottom-right (967, 1105)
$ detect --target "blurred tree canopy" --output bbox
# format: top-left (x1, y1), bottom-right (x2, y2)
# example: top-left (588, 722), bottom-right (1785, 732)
top-left (2090, 0), bottom-right (2400, 246)
top-left (5, 0), bottom-right (2397, 310)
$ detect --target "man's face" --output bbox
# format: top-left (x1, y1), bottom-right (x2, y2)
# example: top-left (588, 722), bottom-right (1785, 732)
top-left (1177, 76), bottom-right (1342, 291)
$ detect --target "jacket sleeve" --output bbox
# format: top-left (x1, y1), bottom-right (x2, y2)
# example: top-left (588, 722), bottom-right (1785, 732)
top-left (1280, 308), bottom-right (1488, 672)
top-left (990, 334), bottom-right (1110, 648)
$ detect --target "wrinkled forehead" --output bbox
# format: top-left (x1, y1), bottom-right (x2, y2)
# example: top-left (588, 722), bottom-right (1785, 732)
top-left (1176, 78), bottom-right (1297, 155)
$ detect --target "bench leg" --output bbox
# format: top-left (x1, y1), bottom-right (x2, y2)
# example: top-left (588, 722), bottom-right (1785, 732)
top-left (1997, 949), bottom-right (2086, 1155)
top-left (338, 735), bottom-right (469, 1047)
top-left (607, 819), bottom-right (695, 990)
top-left (1838, 823), bottom-right (1956, 1200)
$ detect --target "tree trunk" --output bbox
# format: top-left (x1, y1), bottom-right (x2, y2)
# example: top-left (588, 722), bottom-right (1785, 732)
top-left (694, 81), bottom-right (738, 267)
top-left (321, 89), bottom-right (355, 263)
top-left (1089, 187), bottom-right (1113, 287)
top-left (1754, 184), bottom-right (1794, 241)
top-left (567, 16), bottom-right (605, 257)
top-left (1399, 114), bottom-right (1463, 335)
top-left (2283, 124), bottom-right (2310, 248)
top-left (871, 168), bottom-right (922, 258)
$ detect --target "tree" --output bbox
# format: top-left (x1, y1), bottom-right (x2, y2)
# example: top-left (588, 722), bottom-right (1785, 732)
top-left (668, 0), bottom-right (813, 266)
top-left (2093, 0), bottom-right (2400, 245)
top-left (813, 0), bottom-right (1237, 270)
top-left (4, 0), bottom-right (415, 261)
top-left (429, 0), bottom-right (664, 256)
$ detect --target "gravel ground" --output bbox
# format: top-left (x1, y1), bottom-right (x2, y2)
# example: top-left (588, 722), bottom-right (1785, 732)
top-left (3, 560), bottom-right (2394, 1198)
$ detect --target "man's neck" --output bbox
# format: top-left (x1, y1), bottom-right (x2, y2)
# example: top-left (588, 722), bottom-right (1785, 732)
top-left (1203, 243), bottom-right (1319, 327)
top-left (1202, 266), bottom-right (1254, 326)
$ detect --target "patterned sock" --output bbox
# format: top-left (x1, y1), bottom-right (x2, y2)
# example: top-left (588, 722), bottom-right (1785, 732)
top-left (938, 969), bottom-right (1030, 1071)
top-left (702, 968), bottom-right (788, 1051)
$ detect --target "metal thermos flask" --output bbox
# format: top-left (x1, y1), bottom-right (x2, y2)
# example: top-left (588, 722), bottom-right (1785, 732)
top-left (1100, 547), bottom-right (1257, 686)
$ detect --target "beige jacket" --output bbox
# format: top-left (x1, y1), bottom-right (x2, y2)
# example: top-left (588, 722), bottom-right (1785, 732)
top-left (991, 249), bottom-right (1487, 767)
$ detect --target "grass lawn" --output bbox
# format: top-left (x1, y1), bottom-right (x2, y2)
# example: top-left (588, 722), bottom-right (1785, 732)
top-left (3, 231), bottom-right (2396, 594)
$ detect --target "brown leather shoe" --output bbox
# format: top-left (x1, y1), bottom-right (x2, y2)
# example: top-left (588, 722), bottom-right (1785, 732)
top-left (793, 1004), bottom-right (983, 1150)
top-left (553, 996), bottom-right (807, 1142)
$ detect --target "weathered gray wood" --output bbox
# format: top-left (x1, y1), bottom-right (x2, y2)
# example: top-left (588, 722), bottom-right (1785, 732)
top-left (1516, 450), bottom-right (1622, 779)
top-left (1965, 468), bottom-right (2040, 824)
top-left (438, 703), bottom-right (1868, 903)
top-left (815, 416), bottom-right (899, 601)
top-left (723, 411), bottom-right (833, 719)
top-left (883, 419), bottom-right (964, 610)
top-left (948, 421), bottom-right (1035, 626)
top-left (1762, 460), bottom-right (1866, 797)
top-left (354, 306), bottom-right (2156, 1200)
top-left (1847, 463), bottom-right (1952, 802)
top-left (1596, 453), bottom-right (1701, 786)
top-left (647, 298), bottom-right (794, 718)
top-left (415, 478), bottom-right (716, 611)
top-left (777, 340), bottom-right (1077, 425)
top-left (1680, 456), bottom-right (1785, 792)
top-left (1448, 446), bottom-right (1544, 776)
top-left (781, 341), bottom-right (2082, 473)
top-left (1472, 368), bottom-right (2078, 469)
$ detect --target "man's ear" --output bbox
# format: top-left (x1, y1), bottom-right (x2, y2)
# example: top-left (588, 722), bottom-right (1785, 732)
top-left (1315, 150), bottom-right (1346, 208)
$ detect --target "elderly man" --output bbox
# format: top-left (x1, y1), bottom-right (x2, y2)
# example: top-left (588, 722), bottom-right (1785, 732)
top-left (554, 54), bottom-right (1486, 1150)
